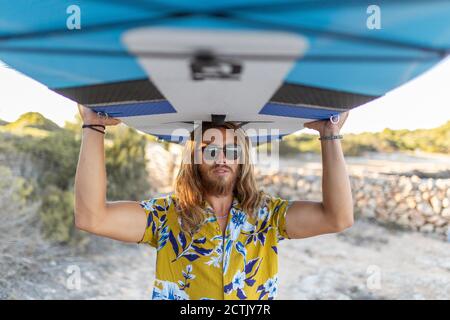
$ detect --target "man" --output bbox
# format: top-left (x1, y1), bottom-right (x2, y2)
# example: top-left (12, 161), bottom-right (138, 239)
top-left (74, 104), bottom-right (353, 300)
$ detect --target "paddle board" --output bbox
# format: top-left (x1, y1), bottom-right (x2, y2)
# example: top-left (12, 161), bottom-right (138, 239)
top-left (0, 1), bottom-right (448, 143)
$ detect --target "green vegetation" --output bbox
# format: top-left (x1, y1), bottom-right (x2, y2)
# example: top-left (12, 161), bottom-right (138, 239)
top-left (5, 112), bottom-right (60, 131)
top-left (39, 185), bottom-right (82, 245)
top-left (0, 112), bottom-right (61, 137)
top-left (279, 120), bottom-right (450, 156)
top-left (106, 126), bottom-right (150, 201)
top-left (0, 112), bottom-right (150, 246)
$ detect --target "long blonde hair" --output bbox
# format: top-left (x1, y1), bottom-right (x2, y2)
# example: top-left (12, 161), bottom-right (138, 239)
top-left (174, 122), bottom-right (263, 235)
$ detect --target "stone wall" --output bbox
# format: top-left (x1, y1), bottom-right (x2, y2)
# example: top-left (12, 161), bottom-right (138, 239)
top-left (255, 168), bottom-right (450, 239)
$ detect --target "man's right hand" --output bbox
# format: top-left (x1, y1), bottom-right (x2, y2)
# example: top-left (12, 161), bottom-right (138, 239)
top-left (78, 103), bottom-right (122, 126)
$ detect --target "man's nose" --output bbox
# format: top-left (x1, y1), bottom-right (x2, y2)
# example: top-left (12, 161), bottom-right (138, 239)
top-left (214, 148), bottom-right (226, 164)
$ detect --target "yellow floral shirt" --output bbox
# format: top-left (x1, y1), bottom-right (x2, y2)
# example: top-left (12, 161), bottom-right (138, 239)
top-left (138, 192), bottom-right (292, 300)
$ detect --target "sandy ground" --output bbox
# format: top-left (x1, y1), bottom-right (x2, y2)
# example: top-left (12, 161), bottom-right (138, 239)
top-left (274, 151), bottom-right (450, 177)
top-left (277, 219), bottom-right (450, 300)
top-left (6, 218), bottom-right (448, 300)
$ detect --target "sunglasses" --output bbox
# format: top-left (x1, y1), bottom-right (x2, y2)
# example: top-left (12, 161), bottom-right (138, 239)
top-left (201, 144), bottom-right (242, 161)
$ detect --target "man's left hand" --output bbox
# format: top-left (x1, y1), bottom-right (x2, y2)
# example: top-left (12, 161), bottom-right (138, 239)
top-left (304, 111), bottom-right (349, 136)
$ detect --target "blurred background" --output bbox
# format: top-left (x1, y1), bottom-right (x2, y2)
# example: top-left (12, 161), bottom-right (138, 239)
top-left (0, 57), bottom-right (449, 299)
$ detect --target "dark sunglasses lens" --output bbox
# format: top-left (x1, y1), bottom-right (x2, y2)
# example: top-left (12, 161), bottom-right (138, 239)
top-left (203, 146), bottom-right (218, 160)
top-left (225, 145), bottom-right (241, 160)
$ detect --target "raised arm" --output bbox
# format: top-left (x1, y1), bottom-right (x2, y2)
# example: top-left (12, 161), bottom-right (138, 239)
top-left (74, 104), bottom-right (147, 243)
top-left (284, 112), bottom-right (354, 239)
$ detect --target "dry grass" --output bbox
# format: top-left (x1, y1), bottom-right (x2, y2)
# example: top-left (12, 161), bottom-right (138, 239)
top-left (0, 166), bottom-right (44, 298)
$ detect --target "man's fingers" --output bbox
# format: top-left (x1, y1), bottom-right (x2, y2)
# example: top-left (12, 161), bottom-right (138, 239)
top-left (337, 111), bottom-right (349, 127)
top-left (305, 120), bottom-right (318, 126)
top-left (106, 118), bottom-right (121, 126)
top-left (344, 111), bottom-right (349, 121)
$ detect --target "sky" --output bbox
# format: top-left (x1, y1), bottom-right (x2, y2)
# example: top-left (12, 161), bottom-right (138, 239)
top-left (0, 57), bottom-right (449, 135)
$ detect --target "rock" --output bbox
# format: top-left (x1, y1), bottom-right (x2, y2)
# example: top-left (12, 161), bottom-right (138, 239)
top-left (361, 208), bottom-right (376, 218)
top-left (425, 215), bottom-right (440, 224)
top-left (376, 207), bottom-right (390, 220)
top-left (442, 198), bottom-right (449, 209)
top-left (421, 192), bottom-right (431, 201)
top-left (435, 226), bottom-right (449, 236)
top-left (367, 198), bottom-right (377, 210)
top-left (410, 211), bottom-right (426, 227)
top-left (420, 224), bottom-right (435, 233)
top-left (441, 208), bottom-right (450, 218)
top-left (436, 191), bottom-right (446, 201)
top-left (430, 196), bottom-right (442, 214)
top-left (375, 196), bottom-right (385, 205)
top-left (417, 203), bottom-right (434, 216)
top-left (387, 199), bottom-right (397, 209)
top-left (435, 179), bottom-right (448, 189)
top-left (434, 218), bottom-right (448, 228)
top-left (398, 214), bottom-right (410, 226)
top-left (396, 203), bottom-right (409, 214)
top-left (355, 191), bottom-right (365, 200)
top-left (414, 194), bottom-right (423, 203)
top-left (355, 199), bottom-right (367, 209)
top-left (401, 182), bottom-right (413, 195)
top-left (406, 197), bottom-right (416, 209)
top-left (418, 182), bottom-right (428, 192)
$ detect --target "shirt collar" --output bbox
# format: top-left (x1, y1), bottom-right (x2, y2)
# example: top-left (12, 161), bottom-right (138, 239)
top-left (202, 195), bottom-right (241, 214)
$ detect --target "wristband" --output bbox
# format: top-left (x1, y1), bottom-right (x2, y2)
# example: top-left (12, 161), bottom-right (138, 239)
top-left (319, 134), bottom-right (343, 140)
top-left (82, 124), bottom-right (105, 134)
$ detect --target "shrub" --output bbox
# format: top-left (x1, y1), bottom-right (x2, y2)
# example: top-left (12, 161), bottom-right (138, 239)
top-left (278, 120), bottom-right (450, 156)
top-left (106, 126), bottom-right (150, 201)
top-left (39, 185), bottom-right (88, 246)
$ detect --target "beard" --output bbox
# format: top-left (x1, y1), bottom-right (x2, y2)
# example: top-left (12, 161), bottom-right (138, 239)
top-left (199, 165), bottom-right (237, 196)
